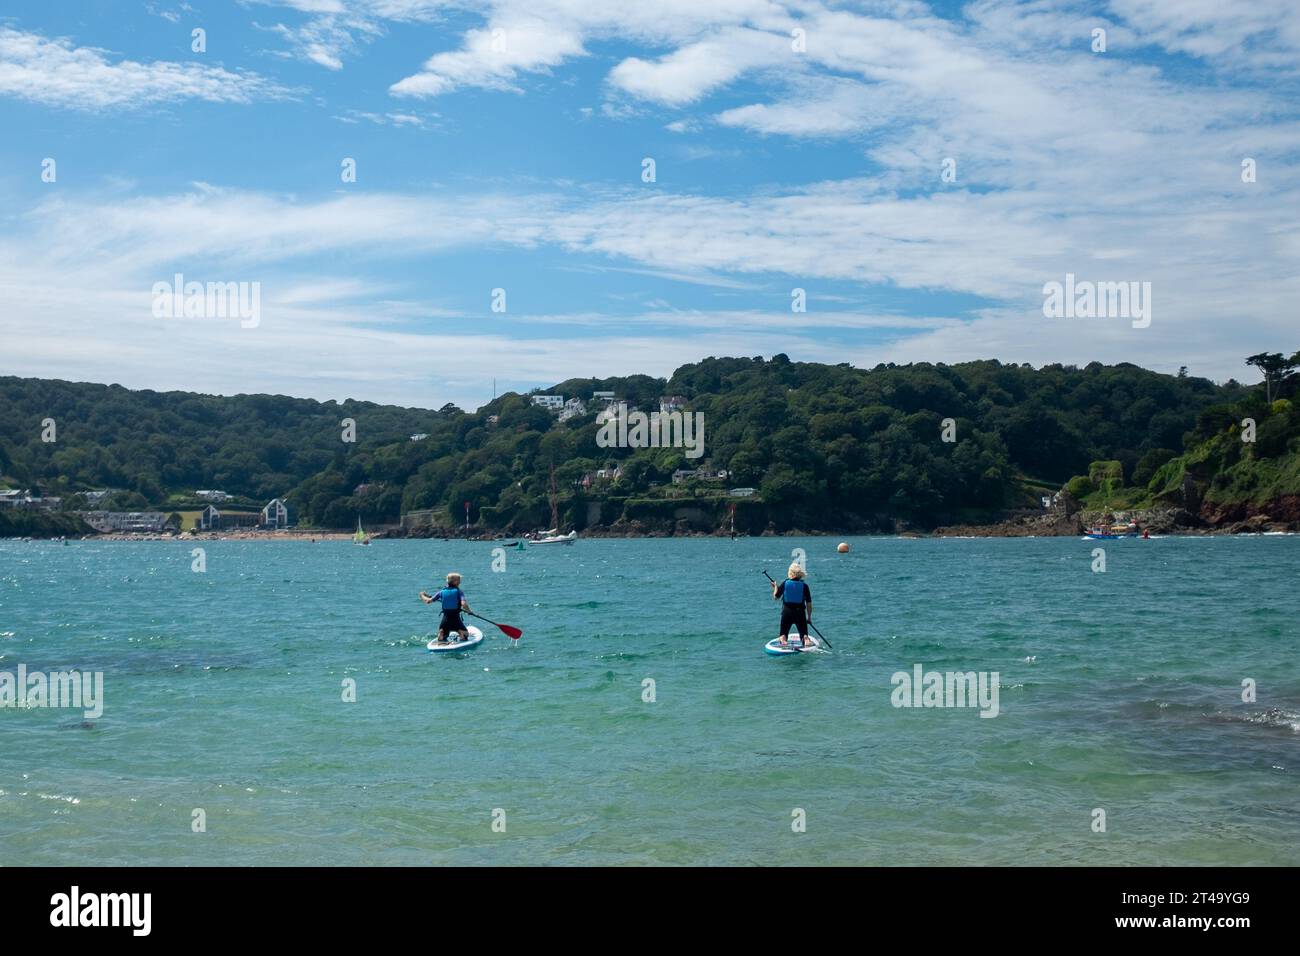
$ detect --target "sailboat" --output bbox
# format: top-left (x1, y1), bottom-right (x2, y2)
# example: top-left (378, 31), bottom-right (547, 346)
top-left (354, 517), bottom-right (370, 546)
top-left (531, 464), bottom-right (577, 545)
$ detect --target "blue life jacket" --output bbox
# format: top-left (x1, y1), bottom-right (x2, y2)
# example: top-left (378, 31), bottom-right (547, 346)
top-left (782, 579), bottom-right (806, 605)
top-left (438, 587), bottom-right (462, 611)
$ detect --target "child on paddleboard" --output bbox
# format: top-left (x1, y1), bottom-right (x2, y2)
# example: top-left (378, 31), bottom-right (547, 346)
top-left (772, 562), bottom-right (813, 648)
top-left (420, 572), bottom-right (473, 643)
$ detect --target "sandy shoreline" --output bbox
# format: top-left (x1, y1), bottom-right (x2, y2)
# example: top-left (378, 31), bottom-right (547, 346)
top-left (7, 527), bottom-right (1298, 542)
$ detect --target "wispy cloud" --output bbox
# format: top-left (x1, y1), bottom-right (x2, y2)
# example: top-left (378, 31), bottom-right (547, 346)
top-left (0, 27), bottom-right (292, 109)
top-left (1107, 0), bottom-right (1300, 71)
top-left (3, 0), bottom-right (1299, 406)
top-left (333, 107), bottom-right (433, 126)
top-left (390, 17), bottom-right (585, 97)
top-left (2, 153), bottom-right (1297, 402)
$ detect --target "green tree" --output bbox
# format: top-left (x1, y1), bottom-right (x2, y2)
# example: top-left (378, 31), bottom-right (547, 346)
top-left (1245, 352), bottom-right (1297, 404)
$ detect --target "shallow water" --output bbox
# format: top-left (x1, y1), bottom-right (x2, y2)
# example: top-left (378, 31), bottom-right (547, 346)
top-left (1, 535), bottom-right (1297, 865)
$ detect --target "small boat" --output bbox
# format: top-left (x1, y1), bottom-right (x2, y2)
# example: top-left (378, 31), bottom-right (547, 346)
top-left (1086, 514), bottom-right (1141, 539)
top-left (532, 529), bottom-right (577, 545)
top-left (353, 518), bottom-right (370, 546)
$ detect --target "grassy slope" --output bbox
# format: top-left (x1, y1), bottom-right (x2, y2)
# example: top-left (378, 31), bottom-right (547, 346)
top-left (1112, 400), bottom-right (1300, 512)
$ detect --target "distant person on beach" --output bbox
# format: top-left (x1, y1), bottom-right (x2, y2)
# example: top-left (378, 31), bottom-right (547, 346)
top-left (420, 572), bottom-right (473, 643)
top-left (772, 562), bottom-right (813, 648)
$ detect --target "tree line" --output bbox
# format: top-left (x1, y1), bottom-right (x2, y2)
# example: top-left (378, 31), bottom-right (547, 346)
top-left (3, 354), bottom-right (1273, 532)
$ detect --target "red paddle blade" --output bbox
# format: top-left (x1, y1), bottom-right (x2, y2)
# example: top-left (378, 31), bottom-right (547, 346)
top-left (497, 623), bottom-right (523, 640)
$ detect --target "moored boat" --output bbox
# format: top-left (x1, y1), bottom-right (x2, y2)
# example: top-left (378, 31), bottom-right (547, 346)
top-left (533, 529), bottom-right (577, 545)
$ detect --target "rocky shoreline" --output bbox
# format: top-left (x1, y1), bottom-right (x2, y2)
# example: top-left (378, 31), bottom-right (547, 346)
top-left (9, 501), bottom-right (1300, 541)
top-left (933, 502), bottom-right (1300, 538)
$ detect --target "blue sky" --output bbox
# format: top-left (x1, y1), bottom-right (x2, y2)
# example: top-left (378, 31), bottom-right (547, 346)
top-left (1, 0), bottom-right (1298, 409)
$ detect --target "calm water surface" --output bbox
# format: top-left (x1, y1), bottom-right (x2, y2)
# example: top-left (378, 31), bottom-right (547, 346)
top-left (1, 535), bottom-right (1297, 865)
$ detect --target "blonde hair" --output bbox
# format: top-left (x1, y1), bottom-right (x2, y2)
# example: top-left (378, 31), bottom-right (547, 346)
top-left (787, 563), bottom-right (806, 579)
top-left (446, 572), bottom-right (462, 585)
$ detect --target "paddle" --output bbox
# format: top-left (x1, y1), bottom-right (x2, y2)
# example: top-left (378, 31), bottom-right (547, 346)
top-left (762, 570), bottom-right (831, 649)
top-left (466, 611), bottom-right (523, 641)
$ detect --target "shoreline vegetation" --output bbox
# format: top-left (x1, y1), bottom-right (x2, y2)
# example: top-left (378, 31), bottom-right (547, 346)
top-left (16, 507), bottom-right (1300, 543)
top-left (3, 351), bottom-right (1299, 541)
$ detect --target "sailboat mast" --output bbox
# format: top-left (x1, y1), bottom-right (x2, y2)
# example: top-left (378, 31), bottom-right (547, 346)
top-left (549, 463), bottom-right (559, 530)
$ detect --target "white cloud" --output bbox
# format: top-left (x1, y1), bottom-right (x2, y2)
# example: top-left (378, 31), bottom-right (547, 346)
top-left (383, 0), bottom-right (791, 93)
top-left (255, 0), bottom-right (1300, 121)
top-left (2, 153), bottom-right (1297, 403)
top-left (4, 1), bottom-right (1300, 403)
top-left (607, 27), bottom-right (789, 106)
top-left (390, 17), bottom-right (585, 97)
top-left (306, 46), bottom-right (344, 70)
top-left (0, 27), bottom-right (291, 109)
top-left (276, 1), bottom-right (349, 12)
top-left (257, 12), bottom-right (382, 72)
top-left (333, 107), bottom-right (433, 126)
top-left (717, 76), bottom-right (893, 136)
top-left (1107, 0), bottom-right (1300, 69)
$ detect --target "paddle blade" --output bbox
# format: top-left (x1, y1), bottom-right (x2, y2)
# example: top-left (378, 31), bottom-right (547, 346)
top-left (496, 623), bottom-right (523, 640)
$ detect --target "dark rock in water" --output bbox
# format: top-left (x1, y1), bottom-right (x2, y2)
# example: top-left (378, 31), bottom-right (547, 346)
top-left (932, 503), bottom-right (1216, 538)
top-left (1221, 514), bottom-right (1275, 534)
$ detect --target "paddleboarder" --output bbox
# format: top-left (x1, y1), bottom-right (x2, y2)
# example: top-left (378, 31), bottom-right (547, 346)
top-left (420, 572), bottom-right (473, 643)
top-left (772, 562), bottom-right (813, 648)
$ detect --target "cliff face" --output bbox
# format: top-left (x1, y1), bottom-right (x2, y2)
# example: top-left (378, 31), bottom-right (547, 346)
top-left (1200, 494), bottom-right (1300, 531)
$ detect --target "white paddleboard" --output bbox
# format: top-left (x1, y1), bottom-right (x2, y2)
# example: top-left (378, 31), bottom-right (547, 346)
top-left (764, 633), bottom-right (821, 656)
top-left (427, 625), bottom-right (484, 653)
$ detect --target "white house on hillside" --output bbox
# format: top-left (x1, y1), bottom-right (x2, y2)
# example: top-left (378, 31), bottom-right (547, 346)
top-left (559, 397), bottom-right (587, 421)
top-left (261, 498), bottom-right (293, 529)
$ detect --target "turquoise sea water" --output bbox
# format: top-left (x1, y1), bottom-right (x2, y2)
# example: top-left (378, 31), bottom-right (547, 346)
top-left (1, 535), bottom-right (1297, 866)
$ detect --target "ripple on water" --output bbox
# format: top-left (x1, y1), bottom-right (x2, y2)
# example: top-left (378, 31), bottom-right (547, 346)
top-left (3, 535), bottom-right (1299, 865)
